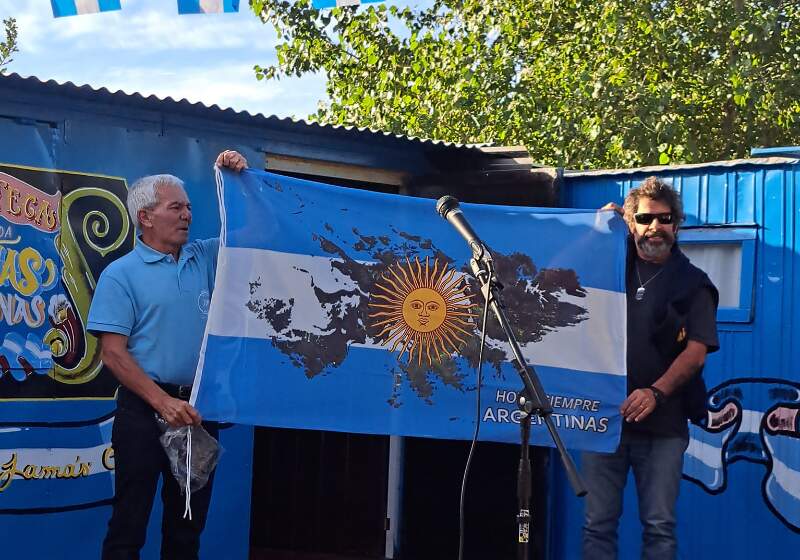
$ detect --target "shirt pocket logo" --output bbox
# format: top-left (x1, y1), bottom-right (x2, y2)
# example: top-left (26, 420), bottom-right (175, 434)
top-left (198, 290), bottom-right (211, 315)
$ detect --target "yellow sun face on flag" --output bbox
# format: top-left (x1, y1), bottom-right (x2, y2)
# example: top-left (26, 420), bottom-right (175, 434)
top-left (369, 256), bottom-right (477, 367)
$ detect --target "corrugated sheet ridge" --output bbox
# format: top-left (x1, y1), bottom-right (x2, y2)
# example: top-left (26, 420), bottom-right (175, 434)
top-left (3, 72), bottom-right (491, 151)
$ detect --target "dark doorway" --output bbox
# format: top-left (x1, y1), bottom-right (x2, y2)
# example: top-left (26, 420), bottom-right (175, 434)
top-left (400, 437), bottom-right (550, 560)
top-left (249, 427), bottom-right (389, 560)
top-left (249, 428), bottom-right (550, 560)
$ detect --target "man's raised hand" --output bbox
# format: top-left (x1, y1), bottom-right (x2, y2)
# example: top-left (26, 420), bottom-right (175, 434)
top-left (215, 150), bottom-right (248, 172)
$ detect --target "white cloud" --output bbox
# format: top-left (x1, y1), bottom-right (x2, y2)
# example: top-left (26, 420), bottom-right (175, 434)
top-left (102, 64), bottom-right (286, 110)
top-left (6, 2), bottom-right (51, 54)
top-left (0, 0), bottom-right (325, 117)
top-left (7, 0), bottom-right (278, 54)
top-left (49, 8), bottom-right (279, 52)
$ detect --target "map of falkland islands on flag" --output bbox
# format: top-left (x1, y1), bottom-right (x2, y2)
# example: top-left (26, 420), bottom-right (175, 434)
top-left (192, 169), bottom-right (628, 452)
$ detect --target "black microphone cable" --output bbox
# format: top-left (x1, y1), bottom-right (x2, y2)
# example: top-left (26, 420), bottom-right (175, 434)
top-left (458, 262), bottom-right (493, 560)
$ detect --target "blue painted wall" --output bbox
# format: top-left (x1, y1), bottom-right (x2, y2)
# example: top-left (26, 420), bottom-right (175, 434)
top-left (550, 160), bottom-right (800, 558)
top-left (0, 94), bottom-right (261, 559)
top-left (4, 75), bottom-right (799, 559)
top-left (0, 74), bottom-right (478, 560)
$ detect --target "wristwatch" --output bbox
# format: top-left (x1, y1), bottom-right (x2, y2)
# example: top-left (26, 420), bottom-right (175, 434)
top-left (649, 386), bottom-right (666, 407)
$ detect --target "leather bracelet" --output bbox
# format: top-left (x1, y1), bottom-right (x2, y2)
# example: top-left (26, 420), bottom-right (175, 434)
top-left (649, 386), bottom-right (666, 407)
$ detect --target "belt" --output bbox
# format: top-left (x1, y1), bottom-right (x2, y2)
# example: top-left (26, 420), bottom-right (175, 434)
top-left (156, 382), bottom-right (192, 400)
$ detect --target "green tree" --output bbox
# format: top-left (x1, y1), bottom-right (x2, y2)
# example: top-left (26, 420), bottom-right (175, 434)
top-left (0, 17), bottom-right (17, 75)
top-left (252, 0), bottom-right (800, 168)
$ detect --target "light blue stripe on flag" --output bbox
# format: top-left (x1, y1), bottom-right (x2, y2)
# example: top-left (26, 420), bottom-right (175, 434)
top-left (177, 0), bottom-right (240, 13)
top-left (192, 169), bottom-right (628, 452)
top-left (51, 0), bottom-right (121, 17)
top-left (313, 0), bottom-right (385, 8)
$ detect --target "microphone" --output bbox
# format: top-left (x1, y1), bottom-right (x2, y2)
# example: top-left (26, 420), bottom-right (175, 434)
top-left (436, 195), bottom-right (492, 263)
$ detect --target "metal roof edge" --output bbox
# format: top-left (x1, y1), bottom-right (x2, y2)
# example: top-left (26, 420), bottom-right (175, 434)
top-left (563, 156), bottom-right (800, 177)
top-left (0, 72), bottom-right (494, 152)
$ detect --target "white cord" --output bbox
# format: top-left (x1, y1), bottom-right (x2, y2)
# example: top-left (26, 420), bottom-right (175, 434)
top-left (215, 165), bottom-right (227, 247)
top-left (183, 426), bottom-right (193, 520)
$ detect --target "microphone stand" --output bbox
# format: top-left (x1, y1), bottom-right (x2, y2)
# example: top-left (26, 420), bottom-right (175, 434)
top-left (469, 256), bottom-right (586, 560)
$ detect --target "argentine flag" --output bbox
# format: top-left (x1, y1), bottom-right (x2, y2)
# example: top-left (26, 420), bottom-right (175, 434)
top-left (50, 0), bottom-right (120, 17)
top-left (192, 169), bottom-right (628, 452)
top-left (313, 0), bottom-right (385, 8)
top-left (177, 0), bottom-right (240, 13)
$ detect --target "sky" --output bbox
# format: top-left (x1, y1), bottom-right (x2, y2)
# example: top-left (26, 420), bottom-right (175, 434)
top-left (0, 0), bottom-right (419, 119)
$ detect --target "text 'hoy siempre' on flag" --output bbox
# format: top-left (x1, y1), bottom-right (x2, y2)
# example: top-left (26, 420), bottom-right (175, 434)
top-left (177, 0), bottom-right (240, 14)
top-left (50, 0), bottom-right (121, 18)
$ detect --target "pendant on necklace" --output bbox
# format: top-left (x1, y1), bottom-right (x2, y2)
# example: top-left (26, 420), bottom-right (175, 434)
top-left (635, 286), bottom-right (646, 301)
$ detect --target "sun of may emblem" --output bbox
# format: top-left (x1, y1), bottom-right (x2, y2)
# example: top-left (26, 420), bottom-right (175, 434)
top-left (368, 256), bottom-right (477, 366)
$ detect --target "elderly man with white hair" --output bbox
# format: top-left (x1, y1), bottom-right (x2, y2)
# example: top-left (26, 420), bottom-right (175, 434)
top-left (88, 150), bottom-right (247, 560)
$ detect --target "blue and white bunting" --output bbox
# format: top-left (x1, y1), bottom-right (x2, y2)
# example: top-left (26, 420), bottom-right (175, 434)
top-left (177, 0), bottom-right (240, 14)
top-left (312, 0), bottom-right (385, 8)
top-left (50, 0), bottom-right (121, 18)
top-left (192, 169), bottom-right (628, 452)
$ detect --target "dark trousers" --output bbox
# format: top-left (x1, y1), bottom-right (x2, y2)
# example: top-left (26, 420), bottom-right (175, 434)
top-left (102, 387), bottom-right (218, 560)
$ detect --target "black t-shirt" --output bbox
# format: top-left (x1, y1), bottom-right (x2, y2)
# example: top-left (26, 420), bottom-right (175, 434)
top-left (625, 254), bottom-right (719, 436)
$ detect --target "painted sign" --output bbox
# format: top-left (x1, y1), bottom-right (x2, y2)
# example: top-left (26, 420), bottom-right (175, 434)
top-left (684, 377), bottom-right (800, 532)
top-left (0, 163), bottom-right (133, 512)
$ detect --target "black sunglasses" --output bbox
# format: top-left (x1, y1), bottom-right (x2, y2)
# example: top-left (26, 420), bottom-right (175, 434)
top-left (633, 212), bottom-right (673, 225)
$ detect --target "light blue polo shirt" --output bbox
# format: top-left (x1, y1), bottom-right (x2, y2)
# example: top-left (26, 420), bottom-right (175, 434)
top-left (87, 237), bottom-right (220, 385)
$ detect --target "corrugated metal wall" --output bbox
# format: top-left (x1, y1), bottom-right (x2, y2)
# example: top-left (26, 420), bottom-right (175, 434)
top-left (550, 160), bottom-right (800, 558)
top-left (0, 105), bottom-right (257, 560)
top-left (1, 75), bottom-right (542, 560)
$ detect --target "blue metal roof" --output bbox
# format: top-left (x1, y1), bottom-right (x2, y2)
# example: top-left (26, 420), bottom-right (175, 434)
top-left (750, 145), bottom-right (800, 157)
top-left (0, 72), bottom-right (490, 153)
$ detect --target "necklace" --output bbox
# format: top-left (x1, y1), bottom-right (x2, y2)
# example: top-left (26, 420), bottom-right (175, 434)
top-left (635, 262), bottom-right (664, 301)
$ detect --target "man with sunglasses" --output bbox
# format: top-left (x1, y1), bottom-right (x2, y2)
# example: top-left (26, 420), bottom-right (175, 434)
top-left (582, 176), bottom-right (719, 559)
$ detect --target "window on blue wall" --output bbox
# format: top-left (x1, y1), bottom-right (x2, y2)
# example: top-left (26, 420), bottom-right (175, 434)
top-left (679, 228), bottom-right (756, 323)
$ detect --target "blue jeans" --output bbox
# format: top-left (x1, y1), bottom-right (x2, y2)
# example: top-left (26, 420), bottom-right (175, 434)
top-left (581, 431), bottom-right (689, 560)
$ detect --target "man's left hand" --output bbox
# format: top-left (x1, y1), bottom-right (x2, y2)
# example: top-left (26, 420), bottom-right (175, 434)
top-left (215, 150), bottom-right (248, 172)
top-left (621, 388), bottom-right (657, 423)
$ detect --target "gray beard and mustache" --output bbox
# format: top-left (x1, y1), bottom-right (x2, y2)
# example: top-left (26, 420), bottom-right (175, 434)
top-left (636, 232), bottom-right (674, 260)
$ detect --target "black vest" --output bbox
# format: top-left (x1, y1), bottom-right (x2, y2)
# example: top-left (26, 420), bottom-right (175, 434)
top-left (625, 238), bottom-right (719, 436)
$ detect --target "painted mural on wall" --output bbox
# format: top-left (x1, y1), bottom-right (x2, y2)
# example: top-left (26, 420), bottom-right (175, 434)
top-left (0, 163), bottom-right (133, 512)
top-left (684, 377), bottom-right (800, 532)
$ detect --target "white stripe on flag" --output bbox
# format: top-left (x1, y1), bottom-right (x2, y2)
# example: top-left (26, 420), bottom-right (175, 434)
top-left (768, 453), bottom-right (800, 500)
top-left (313, 0), bottom-right (384, 8)
top-left (740, 409), bottom-right (764, 434)
top-left (200, 0), bottom-right (222, 12)
top-left (685, 436), bottom-right (725, 469)
top-left (75, 0), bottom-right (101, 13)
top-left (206, 247), bottom-right (627, 376)
top-left (52, 0), bottom-right (120, 17)
top-left (178, 0), bottom-right (238, 13)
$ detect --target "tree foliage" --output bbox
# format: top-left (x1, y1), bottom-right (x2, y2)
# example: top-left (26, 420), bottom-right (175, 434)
top-left (251, 0), bottom-right (800, 168)
top-left (0, 17), bottom-right (17, 75)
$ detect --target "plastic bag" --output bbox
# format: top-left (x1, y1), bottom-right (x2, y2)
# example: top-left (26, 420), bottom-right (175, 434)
top-left (156, 415), bottom-right (222, 494)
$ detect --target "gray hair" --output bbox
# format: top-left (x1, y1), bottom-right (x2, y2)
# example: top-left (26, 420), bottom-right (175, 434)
top-left (127, 174), bottom-right (186, 228)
